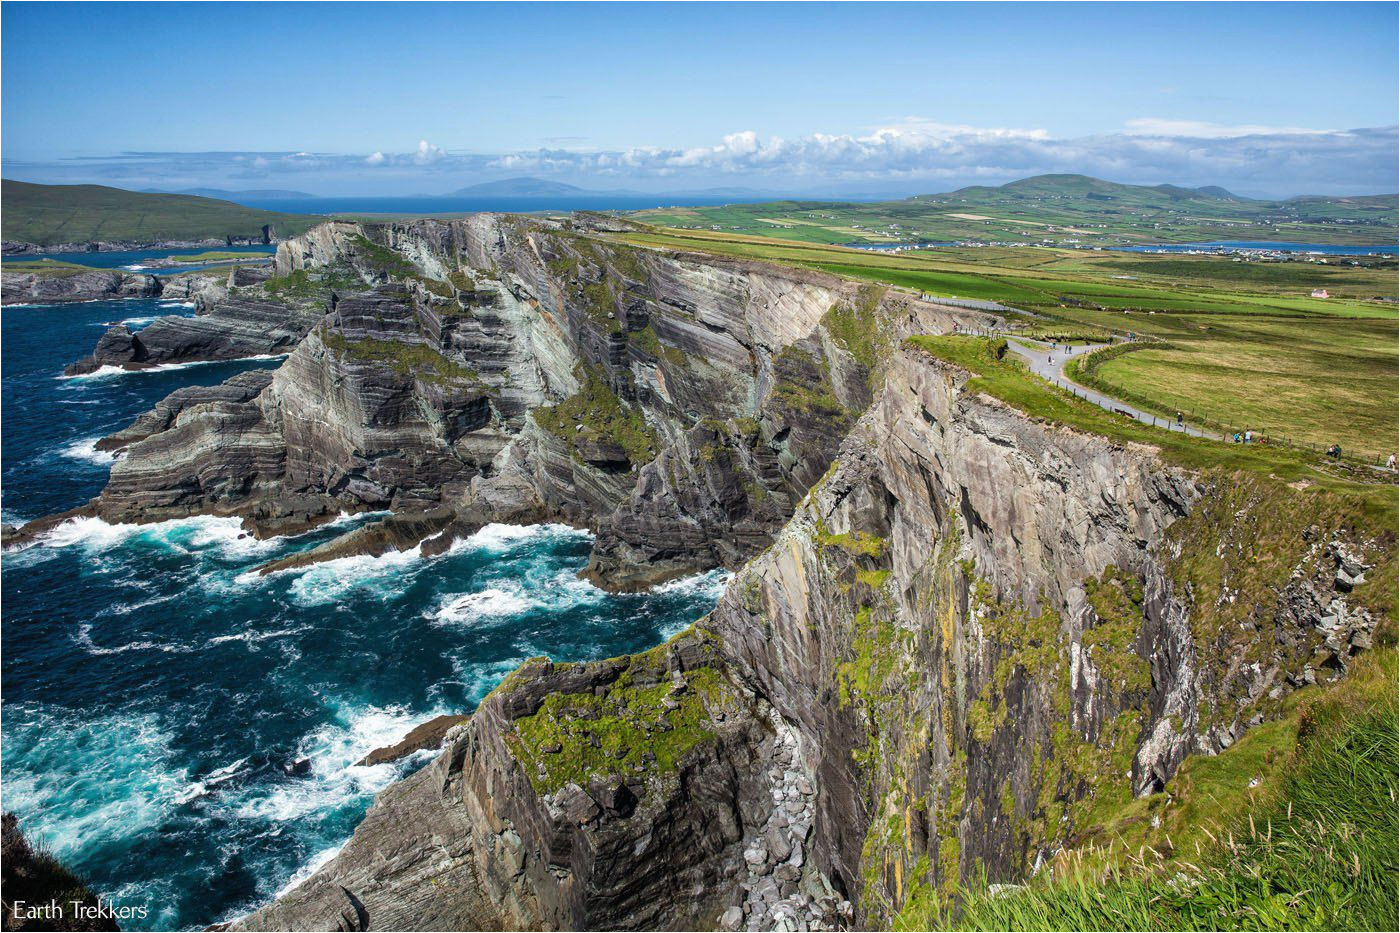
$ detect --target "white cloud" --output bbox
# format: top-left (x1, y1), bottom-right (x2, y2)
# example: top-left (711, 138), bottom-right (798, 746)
top-left (5, 123), bottom-right (1395, 197)
top-left (412, 139), bottom-right (444, 165)
top-left (1124, 118), bottom-right (1337, 138)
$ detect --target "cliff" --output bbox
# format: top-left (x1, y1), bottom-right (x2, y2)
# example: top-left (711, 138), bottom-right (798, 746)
top-left (231, 340), bottom-right (1391, 930)
top-left (27, 218), bottom-right (1395, 931)
top-left (1, 265), bottom-right (162, 305)
top-left (73, 215), bottom-right (991, 573)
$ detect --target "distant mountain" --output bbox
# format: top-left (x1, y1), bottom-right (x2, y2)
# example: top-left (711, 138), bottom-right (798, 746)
top-left (145, 187), bottom-right (319, 200)
top-left (448, 177), bottom-right (634, 197)
top-left (934, 174), bottom-right (1252, 205)
top-left (922, 173), bottom-right (1396, 216)
top-left (2, 180), bottom-right (320, 247)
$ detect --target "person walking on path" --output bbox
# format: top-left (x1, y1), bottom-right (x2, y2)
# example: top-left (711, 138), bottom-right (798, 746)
top-left (1176, 410), bottom-right (1183, 428)
top-left (1387, 453), bottom-right (1397, 471)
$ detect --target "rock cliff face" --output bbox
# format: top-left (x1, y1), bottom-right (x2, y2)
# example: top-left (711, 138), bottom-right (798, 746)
top-left (39, 217), bottom-right (1393, 931)
top-left (81, 214), bottom-right (990, 563)
top-left (1, 266), bottom-right (162, 304)
top-left (703, 345), bottom-right (1389, 924)
top-left (231, 340), bottom-right (1389, 932)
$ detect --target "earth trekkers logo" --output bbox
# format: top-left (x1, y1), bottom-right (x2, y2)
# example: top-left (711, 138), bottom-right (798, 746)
top-left (8, 897), bottom-right (150, 924)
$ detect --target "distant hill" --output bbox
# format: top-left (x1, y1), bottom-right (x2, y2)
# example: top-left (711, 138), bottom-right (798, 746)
top-left (633, 173), bottom-right (1399, 247)
top-left (2, 181), bottom-right (322, 247)
top-left (144, 187), bottom-right (319, 200)
top-left (448, 177), bottom-right (628, 197)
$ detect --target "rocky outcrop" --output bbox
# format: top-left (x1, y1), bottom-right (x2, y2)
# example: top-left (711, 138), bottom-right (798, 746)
top-left (701, 344), bottom-right (1390, 925)
top-left (1, 267), bottom-right (162, 305)
top-left (231, 632), bottom-right (791, 932)
top-left (70, 214), bottom-right (996, 576)
top-left (356, 714), bottom-right (471, 767)
top-left (2, 234), bottom-right (273, 254)
top-left (96, 369), bottom-right (276, 452)
top-left (64, 293), bottom-right (322, 375)
top-left (1, 813), bottom-right (120, 932)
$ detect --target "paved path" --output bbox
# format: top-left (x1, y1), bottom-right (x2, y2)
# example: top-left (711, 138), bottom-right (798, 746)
top-left (1004, 337), bottom-right (1215, 439)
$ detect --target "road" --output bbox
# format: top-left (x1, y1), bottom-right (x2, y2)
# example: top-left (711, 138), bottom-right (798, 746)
top-left (1004, 337), bottom-right (1215, 439)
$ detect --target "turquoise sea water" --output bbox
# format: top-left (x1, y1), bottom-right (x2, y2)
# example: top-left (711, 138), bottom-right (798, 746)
top-left (0, 298), bottom-right (724, 929)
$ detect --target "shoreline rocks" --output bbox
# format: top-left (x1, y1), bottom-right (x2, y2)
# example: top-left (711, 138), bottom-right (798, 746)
top-left (1, 267), bottom-right (163, 305)
top-left (356, 714), bottom-right (470, 767)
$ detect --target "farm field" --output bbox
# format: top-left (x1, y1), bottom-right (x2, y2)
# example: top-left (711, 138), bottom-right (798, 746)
top-left (615, 224), bottom-right (1399, 458)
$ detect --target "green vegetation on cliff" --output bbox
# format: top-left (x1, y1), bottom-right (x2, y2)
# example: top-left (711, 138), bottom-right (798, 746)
top-left (1, 813), bottom-right (117, 932)
top-left (1, 180), bottom-right (319, 246)
top-left (321, 329), bottom-right (478, 385)
top-left (1, 259), bottom-right (107, 277)
top-left (896, 649), bottom-right (1399, 932)
top-left (503, 637), bottom-right (740, 797)
top-left (533, 366), bottom-right (658, 464)
top-left (168, 250), bottom-right (271, 264)
top-left (263, 264), bottom-right (363, 303)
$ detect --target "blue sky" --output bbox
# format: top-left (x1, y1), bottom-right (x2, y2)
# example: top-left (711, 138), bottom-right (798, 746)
top-left (3, 2), bottom-right (1397, 196)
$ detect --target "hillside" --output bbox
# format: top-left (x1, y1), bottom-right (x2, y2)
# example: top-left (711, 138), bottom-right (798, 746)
top-left (1, 180), bottom-right (322, 247)
top-left (633, 173), bottom-right (1400, 247)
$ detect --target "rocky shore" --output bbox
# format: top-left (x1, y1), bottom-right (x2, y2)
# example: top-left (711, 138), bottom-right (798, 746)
top-left (17, 215), bottom-right (1394, 931)
top-left (1, 266), bottom-right (163, 305)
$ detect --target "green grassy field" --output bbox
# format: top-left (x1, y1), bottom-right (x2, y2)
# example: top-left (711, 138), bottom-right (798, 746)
top-left (0, 258), bottom-right (106, 278)
top-left (167, 250), bottom-right (273, 263)
top-left (634, 174), bottom-right (1399, 248)
top-left (616, 225), bottom-right (1398, 458)
top-left (1, 180), bottom-right (321, 246)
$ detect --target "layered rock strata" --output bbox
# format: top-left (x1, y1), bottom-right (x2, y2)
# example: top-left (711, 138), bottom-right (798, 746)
top-left (30, 216), bottom-right (1393, 932)
top-left (236, 342), bottom-right (1390, 931)
top-left (1, 266), bottom-right (162, 305)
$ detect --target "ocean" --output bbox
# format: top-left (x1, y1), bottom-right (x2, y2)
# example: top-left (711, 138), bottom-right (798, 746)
top-left (0, 297), bottom-right (725, 929)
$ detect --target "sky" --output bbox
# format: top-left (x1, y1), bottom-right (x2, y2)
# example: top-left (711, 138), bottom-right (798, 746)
top-left (2, 1), bottom-right (1397, 198)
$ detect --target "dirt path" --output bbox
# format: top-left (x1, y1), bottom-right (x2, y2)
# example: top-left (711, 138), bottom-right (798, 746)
top-left (1005, 337), bottom-right (1214, 439)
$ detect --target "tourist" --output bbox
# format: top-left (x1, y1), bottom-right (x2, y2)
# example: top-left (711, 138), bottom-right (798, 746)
top-left (1387, 453), bottom-right (1397, 471)
top-left (1176, 410), bottom-right (1183, 427)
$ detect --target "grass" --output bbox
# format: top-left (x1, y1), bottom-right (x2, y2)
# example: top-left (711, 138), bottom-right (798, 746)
top-left (2, 179), bottom-right (319, 246)
top-left (262, 264), bottom-right (363, 303)
top-left (894, 649), bottom-right (1398, 931)
top-left (505, 664), bottom-right (728, 796)
top-left (902, 336), bottom-right (1396, 525)
top-left (1065, 315), bottom-right (1398, 456)
top-left (167, 250), bottom-right (271, 263)
top-left (1, 258), bottom-right (106, 277)
top-left (613, 224), bottom-right (1397, 463)
top-left (1, 812), bottom-right (115, 931)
